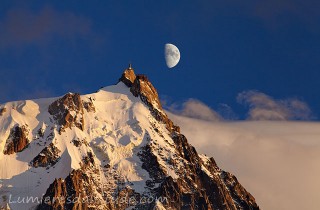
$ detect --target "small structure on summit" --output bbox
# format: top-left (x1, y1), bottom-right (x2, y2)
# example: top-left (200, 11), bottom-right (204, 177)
top-left (119, 64), bottom-right (136, 87)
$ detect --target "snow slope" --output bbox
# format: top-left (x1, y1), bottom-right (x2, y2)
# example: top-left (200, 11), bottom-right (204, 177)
top-left (0, 82), bottom-right (178, 209)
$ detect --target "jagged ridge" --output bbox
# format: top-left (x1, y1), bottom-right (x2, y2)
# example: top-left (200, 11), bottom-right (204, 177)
top-left (0, 65), bottom-right (259, 210)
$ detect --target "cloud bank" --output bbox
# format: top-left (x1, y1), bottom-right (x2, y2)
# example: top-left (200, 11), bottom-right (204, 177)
top-left (165, 91), bottom-right (317, 209)
top-left (168, 113), bottom-right (320, 210)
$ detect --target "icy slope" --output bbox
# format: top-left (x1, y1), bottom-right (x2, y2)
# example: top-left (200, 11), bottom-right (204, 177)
top-left (0, 67), bottom-right (259, 210)
top-left (0, 82), bottom-right (156, 209)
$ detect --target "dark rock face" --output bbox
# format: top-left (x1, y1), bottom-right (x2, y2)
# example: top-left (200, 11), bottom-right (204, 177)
top-left (30, 143), bottom-right (61, 168)
top-left (37, 153), bottom-right (101, 210)
top-left (37, 153), bottom-right (139, 210)
top-left (119, 67), bottom-right (136, 87)
top-left (71, 138), bottom-right (88, 147)
top-left (83, 99), bottom-right (95, 113)
top-left (138, 133), bottom-right (259, 210)
top-left (138, 143), bottom-right (166, 183)
top-left (120, 67), bottom-right (180, 133)
top-left (37, 170), bottom-right (91, 210)
top-left (38, 178), bottom-right (67, 210)
top-left (156, 176), bottom-right (211, 210)
top-left (0, 107), bottom-right (6, 116)
top-left (220, 171), bottom-right (258, 209)
top-left (130, 74), bottom-right (163, 110)
top-left (48, 93), bottom-right (85, 132)
top-left (132, 75), bottom-right (180, 132)
top-left (3, 125), bottom-right (29, 155)
top-left (171, 133), bottom-right (201, 164)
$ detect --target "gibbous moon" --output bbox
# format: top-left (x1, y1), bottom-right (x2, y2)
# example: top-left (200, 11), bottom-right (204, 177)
top-left (165, 43), bottom-right (180, 68)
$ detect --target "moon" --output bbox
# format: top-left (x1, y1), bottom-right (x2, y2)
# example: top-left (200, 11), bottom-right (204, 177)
top-left (165, 43), bottom-right (180, 68)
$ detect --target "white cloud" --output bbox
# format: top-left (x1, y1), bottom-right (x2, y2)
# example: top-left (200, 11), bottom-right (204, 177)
top-left (168, 112), bottom-right (320, 210)
top-left (237, 90), bottom-right (313, 120)
top-left (167, 98), bottom-right (222, 121)
top-left (164, 90), bottom-right (314, 122)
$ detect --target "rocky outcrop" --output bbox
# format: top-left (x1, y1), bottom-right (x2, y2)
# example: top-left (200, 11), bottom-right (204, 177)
top-left (137, 133), bottom-right (259, 210)
top-left (71, 138), bottom-right (88, 147)
top-left (37, 170), bottom-right (90, 210)
top-left (130, 74), bottom-right (163, 110)
top-left (155, 176), bottom-right (211, 210)
top-left (0, 107), bottom-right (6, 116)
top-left (3, 125), bottom-right (29, 155)
top-left (83, 100), bottom-right (95, 113)
top-left (220, 171), bottom-right (258, 209)
top-left (138, 143), bottom-right (166, 183)
top-left (30, 143), bottom-right (61, 168)
top-left (48, 93), bottom-right (85, 132)
top-left (119, 65), bottom-right (136, 87)
top-left (38, 178), bottom-right (67, 210)
top-left (37, 152), bottom-right (139, 210)
top-left (120, 67), bottom-right (180, 133)
top-left (37, 152), bottom-right (103, 210)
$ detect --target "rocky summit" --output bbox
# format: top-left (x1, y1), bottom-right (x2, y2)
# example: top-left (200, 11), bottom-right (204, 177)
top-left (0, 66), bottom-right (259, 210)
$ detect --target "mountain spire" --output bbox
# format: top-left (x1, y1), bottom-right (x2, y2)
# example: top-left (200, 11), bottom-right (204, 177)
top-left (119, 64), bottom-right (136, 87)
top-left (0, 66), bottom-right (259, 210)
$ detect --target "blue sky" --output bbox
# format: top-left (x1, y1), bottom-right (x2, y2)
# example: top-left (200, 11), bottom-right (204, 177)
top-left (0, 0), bottom-right (319, 120)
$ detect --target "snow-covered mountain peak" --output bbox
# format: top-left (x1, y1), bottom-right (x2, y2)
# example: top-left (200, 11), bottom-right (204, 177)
top-left (0, 67), bottom-right (259, 210)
